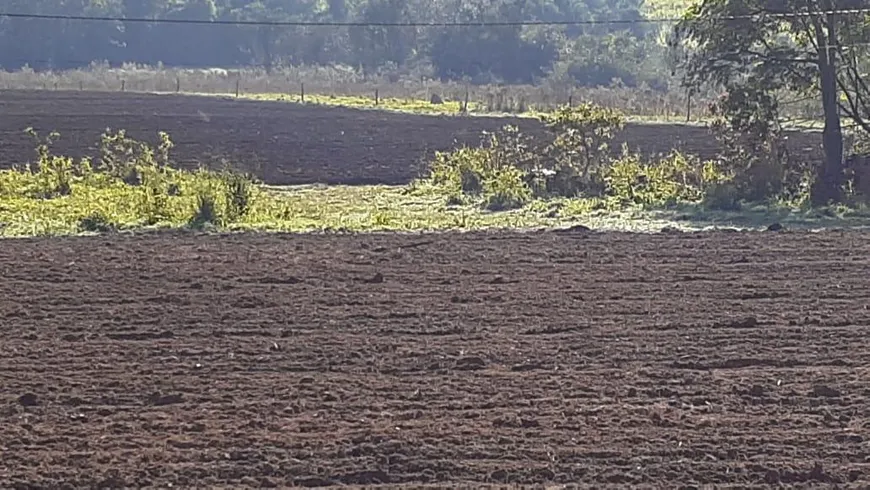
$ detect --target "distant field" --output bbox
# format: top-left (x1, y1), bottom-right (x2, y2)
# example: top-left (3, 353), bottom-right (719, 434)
top-left (0, 64), bottom-right (709, 120)
top-left (0, 90), bottom-right (823, 187)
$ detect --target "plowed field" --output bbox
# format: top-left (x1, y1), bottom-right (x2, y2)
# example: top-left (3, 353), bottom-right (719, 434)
top-left (3, 229), bottom-right (870, 487)
top-left (0, 90), bottom-right (824, 185)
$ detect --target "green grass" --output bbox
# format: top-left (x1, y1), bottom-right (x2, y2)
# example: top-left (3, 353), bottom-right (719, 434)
top-left (169, 91), bottom-right (478, 116)
top-left (5, 179), bottom-right (870, 238)
top-left (184, 89), bottom-right (681, 122)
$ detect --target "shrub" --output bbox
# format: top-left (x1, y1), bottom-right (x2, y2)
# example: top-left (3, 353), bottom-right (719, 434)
top-left (417, 102), bottom-right (751, 211)
top-left (460, 167), bottom-right (484, 195)
top-left (134, 165), bottom-right (175, 225)
top-left (421, 126), bottom-right (539, 210)
top-left (96, 129), bottom-right (181, 224)
top-left (78, 211), bottom-right (116, 233)
top-left (419, 104), bottom-right (626, 205)
top-left (24, 128), bottom-right (75, 199)
top-left (707, 86), bottom-right (810, 204)
top-left (98, 129), bottom-right (173, 179)
top-left (0, 128), bottom-right (269, 235)
top-left (483, 166), bottom-right (532, 211)
top-left (702, 182), bottom-right (742, 211)
top-left (189, 191), bottom-right (220, 229)
top-left (222, 169), bottom-right (257, 222)
top-left (603, 150), bottom-right (726, 206)
top-left (426, 147), bottom-right (494, 195)
top-left (536, 103), bottom-right (626, 197)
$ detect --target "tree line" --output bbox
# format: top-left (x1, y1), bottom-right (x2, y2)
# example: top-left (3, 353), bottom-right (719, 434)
top-left (0, 0), bottom-right (670, 88)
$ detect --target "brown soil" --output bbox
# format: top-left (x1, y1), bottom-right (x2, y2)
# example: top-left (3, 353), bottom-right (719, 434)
top-left (2, 229), bottom-right (870, 487)
top-left (0, 90), bottom-right (824, 185)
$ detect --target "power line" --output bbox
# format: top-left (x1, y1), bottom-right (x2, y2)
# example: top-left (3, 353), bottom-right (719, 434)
top-left (0, 8), bottom-right (869, 27)
top-left (6, 12), bottom-right (664, 26)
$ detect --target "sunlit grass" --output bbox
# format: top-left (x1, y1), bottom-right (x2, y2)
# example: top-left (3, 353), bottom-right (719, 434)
top-left (172, 89), bottom-right (698, 122)
top-left (5, 177), bottom-right (870, 238)
top-left (168, 90), bottom-right (480, 116)
top-left (0, 124), bottom-right (851, 238)
top-left (156, 89), bottom-right (823, 131)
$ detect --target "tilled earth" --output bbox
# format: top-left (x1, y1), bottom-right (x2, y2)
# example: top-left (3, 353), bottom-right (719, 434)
top-left (0, 90), bottom-right (824, 185)
top-left (2, 229), bottom-right (870, 487)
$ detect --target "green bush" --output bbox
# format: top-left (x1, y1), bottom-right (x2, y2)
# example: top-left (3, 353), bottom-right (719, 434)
top-left (707, 86), bottom-right (812, 205)
top-left (417, 102), bottom-right (753, 211)
top-left (190, 191), bottom-right (219, 229)
top-left (98, 129), bottom-right (173, 178)
top-left (222, 169), bottom-right (257, 222)
top-left (603, 150), bottom-right (726, 206)
top-left (537, 103), bottom-right (626, 197)
top-left (427, 146), bottom-right (494, 195)
top-left (78, 211), bottom-right (117, 233)
top-left (0, 129), bottom-right (270, 235)
top-left (419, 104), bottom-right (627, 206)
top-left (23, 128), bottom-right (75, 199)
top-left (483, 166), bottom-right (532, 211)
top-left (702, 182), bottom-right (742, 211)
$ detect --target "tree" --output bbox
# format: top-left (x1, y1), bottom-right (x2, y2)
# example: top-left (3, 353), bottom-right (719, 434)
top-left (672, 0), bottom-right (870, 205)
top-left (349, 0), bottom-right (415, 73)
top-left (428, 0), bottom-right (560, 83)
top-left (0, 0), bottom-right (670, 89)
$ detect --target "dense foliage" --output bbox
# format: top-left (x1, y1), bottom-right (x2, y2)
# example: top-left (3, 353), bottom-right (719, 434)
top-left (417, 103), bottom-right (730, 210)
top-left (0, 0), bottom-right (672, 88)
top-left (672, 0), bottom-right (870, 204)
top-left (0, 128), bottom-right (277, 235)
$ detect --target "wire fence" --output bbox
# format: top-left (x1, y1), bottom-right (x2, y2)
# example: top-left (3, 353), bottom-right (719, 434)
top-left (0, 60), bottom-right (832, 125)
top-left (0, 63), bottom-right (715, 121)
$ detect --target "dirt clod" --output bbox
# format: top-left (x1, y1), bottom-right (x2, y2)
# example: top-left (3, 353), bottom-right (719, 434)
top-left (717, 316), bottom-right (758, 329)
top-left (748, 385), bottom-right (766, 397)
top-left (364, 272), bottom-right (384, 284)
top-left (454, 356), bottom-right (486, 371)
top-left (147, 393), bottom-right (184, 406)
top-left (811, 385), bottom-right (841, 398)
top-left (555, 224), bottom-right (593, 233)
top-left (17, 393), bottom-right (39, 407)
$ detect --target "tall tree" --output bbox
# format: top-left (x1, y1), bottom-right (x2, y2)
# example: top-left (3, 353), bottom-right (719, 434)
top-left (672, 0), bottom-right (870, 204)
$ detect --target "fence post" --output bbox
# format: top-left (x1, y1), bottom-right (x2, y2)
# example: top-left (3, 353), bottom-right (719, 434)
top-left (121, 80), bottom-right (125, 92)
top-left (301, 82), bottom-right (305, 103)
top-left (374, 89), bottom-right (379, 106)
top-left (463, 86), bottom-right (469, 113)
top-left (176, 77), bottom-right (180, 93)
top-left (236, 78), bottom-right (240, 98)
top-left (686, 90), bottom-right (692, 123)
top-left (568, 94), bottom-right (573, 107)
